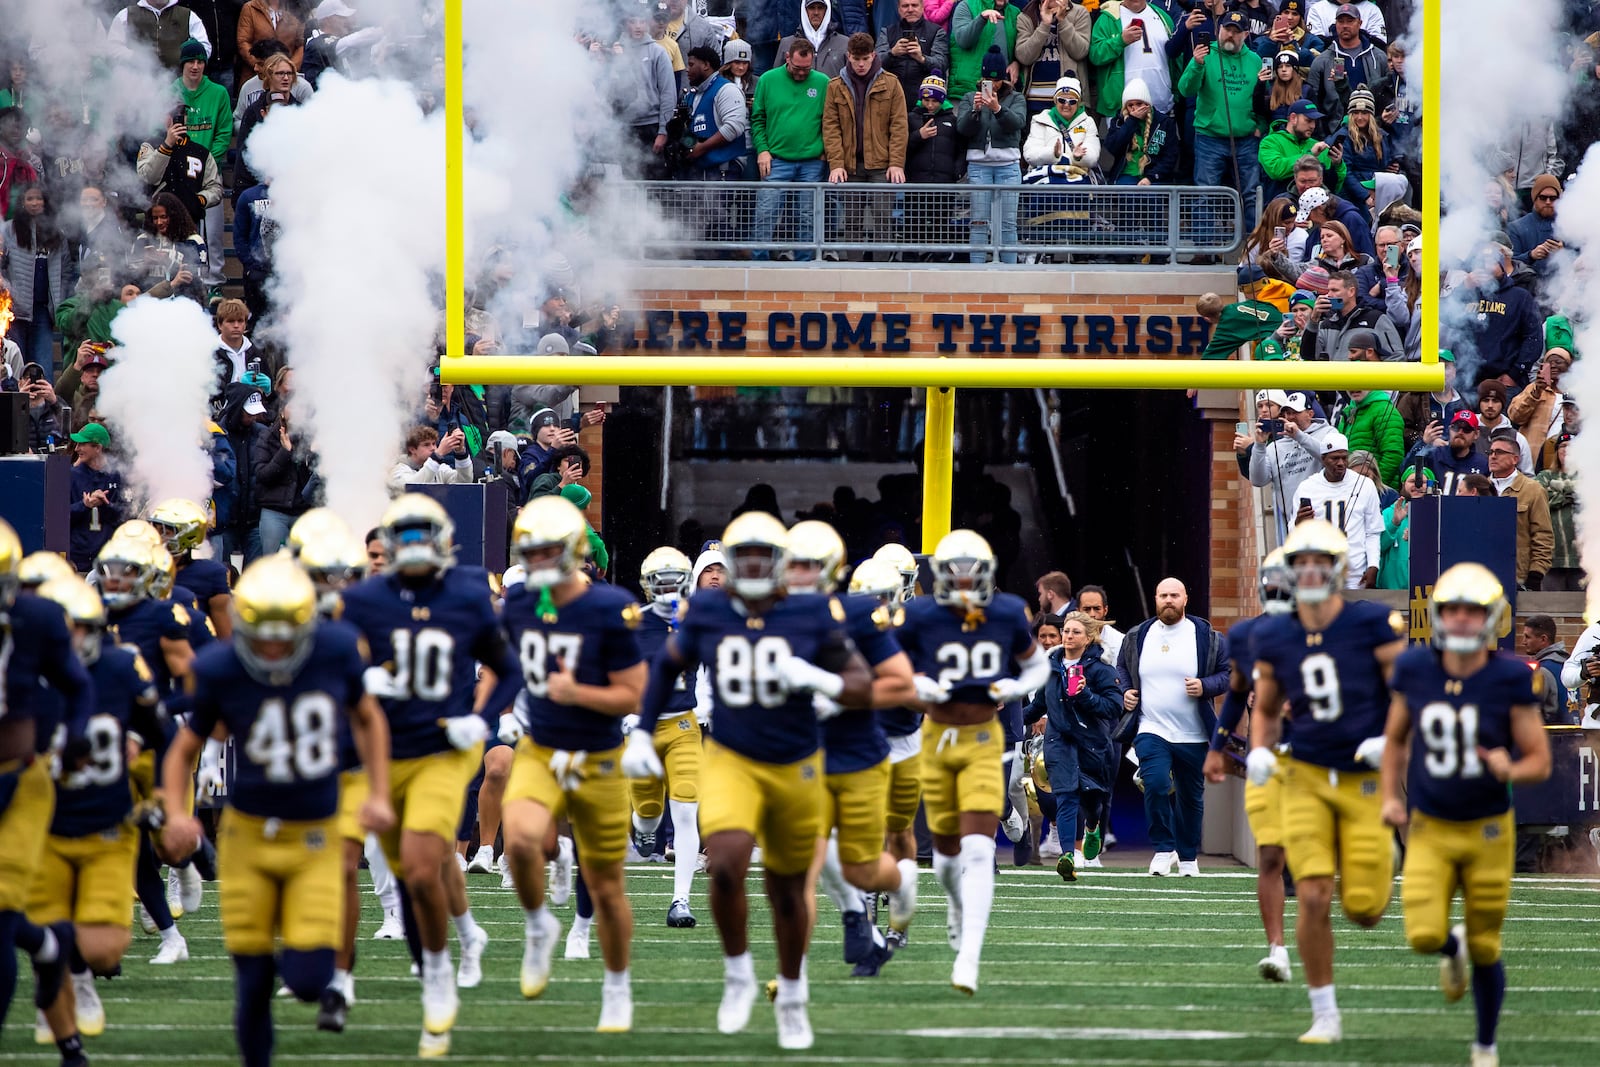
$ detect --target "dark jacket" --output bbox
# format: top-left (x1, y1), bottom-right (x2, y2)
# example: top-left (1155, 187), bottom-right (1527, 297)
top-left (1115, 615), bottom-right (1231, 738)
top-left (252, 426), bottom-right (312, 514)
top-left (1306, 31), bottom-right (1389, 124)
top-left (69, 462), bottom-right (123, 570)
top-left (876, 18), bottom-right (950, 107)
top-left (26, 399), bottom-right (64, 452)
top-left (1534, 643), bottom-right (1572, 725)
top-left (1028, 641), bottom-right (1120, 793)
top-left (905, 105), bottom-right (962, 183)
top-left (1103, 106), bottom-right (1181, 184)
top-left (1457, 275), bottom-right (1544, 387)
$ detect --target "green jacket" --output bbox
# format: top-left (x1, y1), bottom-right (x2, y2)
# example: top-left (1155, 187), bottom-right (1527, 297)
top-left (1257, 122), bottom-right (1346, 188)
top-left (174, 75), bottom-right (234, 163)
top-left (1335, 391), bottom-right (1405, 486)
top-left (949, 0), bottom-right (1021, 101)
top-left (1201, 299), bottom-right (1280, 359)
top-left (751, 68), bottom-right (830, 160)
top-left (1175, 45), bottom-right (1262, 139)
top-left (1377, 500), bottom-right (1409, 591)
top-left (1087, 6), bottom-right (1180, 119)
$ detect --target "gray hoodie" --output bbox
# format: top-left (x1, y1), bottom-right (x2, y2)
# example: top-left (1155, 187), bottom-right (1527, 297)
top-left (1249, 418), bottom-right (1336, 540)
top-left (615, 36), bottom-right (677, 133)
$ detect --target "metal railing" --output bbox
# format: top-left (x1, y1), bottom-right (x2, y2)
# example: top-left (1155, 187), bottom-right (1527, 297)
top-left (615, 181), bottom-right (1244, 263)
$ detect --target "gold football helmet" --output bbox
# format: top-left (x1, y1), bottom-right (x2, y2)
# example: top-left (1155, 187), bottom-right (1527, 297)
top-left (721, 512), bottom-right (788, 601)
top-left (1281, 519), bottom-right (1349, 604)
top-left (848, 557), bottom-right (902, 602)
top-left (95, 537), bottom-right (161, 610)
top-left (147, 498), bottom-right (211, 556)
top-left (872, 542), bottom-right (918, 604)
top-left (932, 529), bottom-right (996, 609)
top-left (148, 545), bottom-right (178, 600)
top-left (232, 555), bottom-right (319, 683)
top-left (512, 496), bottom-right (590, 587)
top-left (287, 507), bottom-right (353, 559)
top-left (785, 520), bottom-right (846, 595)
top-left (1258, 548), bottom-right (1296, 616)
top-left (639, 546), bottom-right (692, 606)
top-left (298, 529), bottom-right (369, 617)
top-left (0, 517), bottom-right (19, 609)
top-left (1429, 563), bottom-right (1507, 654)
top-left (37, 575), bottom-right (109, 665)
top-left (109, 519), bottom-right (164, 550)
top-left (379, 495), bottom-right (454, 575)
top-left (19, 551), bottom-right (77, 592)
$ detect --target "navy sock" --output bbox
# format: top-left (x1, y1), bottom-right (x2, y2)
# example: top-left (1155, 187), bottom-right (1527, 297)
top-left (0, 911), bottom-right (21, 1030)
top-left (278, 947), bottom-right (335, 1003)
top-left (69, 944), bottom-right (87, 977)
top-left (1472, 960), bottom-right (1506, 1047)
top-left (232, 954), bottom-right (276, 1067)
top-left (136, 837), bottom-right (174, 930)
top-left (1439, 931), bottom-right (1460, 958)
top-left (57, 1033), bottom-right (86, 1066)
top-left (395, 880), bottom-right (423, 971)
top-left (575, 870), bottom-right (594, 921)
top-left (11, 912), bottom-right (45, 956)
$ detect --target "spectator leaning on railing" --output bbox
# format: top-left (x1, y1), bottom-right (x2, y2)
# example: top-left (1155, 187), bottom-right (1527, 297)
top-left (823, 33), bottom-right (909, 255)
top-left (751, 39), bottom-right (831, 260)
top-left (955, 47), bottom-right (1025, 264)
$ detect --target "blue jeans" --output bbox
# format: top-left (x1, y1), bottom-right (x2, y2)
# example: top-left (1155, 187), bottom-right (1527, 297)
top-left (967, 161), bottom-right (1021, 264)
top-left (753, 159), bottom-right (825, 260)
top-left (13, 318), bottom-right (56, 379)
top-left (257, 508), bottom-right (296, 557)
top-left (1193, 132), bottom-right (1261, 232)
top-left (1133, 733), bottom-right (1207, 861)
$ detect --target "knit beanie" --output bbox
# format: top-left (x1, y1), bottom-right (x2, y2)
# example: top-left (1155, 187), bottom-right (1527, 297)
top-left (919, 72), bottom-right (947, 101)
top-left (1531, 173), bottom-right (1563, 202)
top-left (1297, 265), bottom-right (1331, 295)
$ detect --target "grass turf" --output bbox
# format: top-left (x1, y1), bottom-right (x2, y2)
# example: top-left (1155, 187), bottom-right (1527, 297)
top-left (5, 862), bottom-right (1599, 1066)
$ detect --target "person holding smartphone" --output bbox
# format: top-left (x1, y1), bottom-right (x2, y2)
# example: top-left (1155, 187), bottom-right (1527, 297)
top-left (876, 0), bottom-right (948, 106)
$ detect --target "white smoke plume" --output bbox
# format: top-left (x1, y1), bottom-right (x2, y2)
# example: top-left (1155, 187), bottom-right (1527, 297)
top-left (96, 296), bottom-right (222, 511)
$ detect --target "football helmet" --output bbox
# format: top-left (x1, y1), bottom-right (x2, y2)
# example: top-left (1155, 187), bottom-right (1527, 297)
top-left (287, 508), bottom-right (353, 559)
top-left (95, 537), bottom-right (161, 610)
top-left (848, 557), bottom-right (902, 602)
top-left (512, 496), bottom-right (590, 587)
top-left (298, 529), bottom-right (369, 617)
top-left (231, 555), bottom-right (319, 684)
top-left (785, 520), bottom-right (846, 594)
top-left (147, 498), bottom-right (210, 556)
top-left (1281, 519), bottom-right (1348, 605)
top-left (1429, 563), bottom-right (1507, 654)
top-left (18, 551), bottom-right (77, 593)
top-left (36, 575), bottom-right (109, 665)
top-left (721, 512), bottom-right (788, 601)
top-left (0, 518), bottom-right (18, 610)
top-left (639, 546), bottom-right (692, 607)
top-left (872, 542), bottom-right (918, 604)
top-left (931, 529), bottom-right (996, 609)
top-left (1258, 548), bottom-right (1296, 616)
top-left (379, 495), bottom-right (455, 575)
top-left (147, 544), bottom-right (178, 600)
top-left (109, 519), bottom-right (164, 551)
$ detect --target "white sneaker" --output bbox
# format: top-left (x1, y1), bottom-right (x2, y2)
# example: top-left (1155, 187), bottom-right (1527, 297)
top-left (1072, 849), bottom-right (1088, 870)
top-left (73, 971), bottom-right (105, 1036)
top-left (775, 999), bottom-right (814, 1050)
top-left (1297, 1012), bottom-right (1342, 1044)
top-left (999, 806), bottom-right (1028, 843)
top-left (457, 925), bottom-right (488, 989)
top-left (548, 837), bottom-right (574, 907)
top-left (149, 935), bottom-right (188, 965)
top-left (565, 923), bottom-right (591, 960)
top-left (1148, 851), bottom-right (1177, 876)
top-left (951, 952), bottom-right (979, 996)
top-left (1080, 855), bottom-right (1104, 869)
top-left (34, 1010), bottom-right (51, 1045)
top-left (454, 852), bottom-right (468, 874)
top-left (695, 851), bottom-right (710, 873)
top-left (418, 1030), bottom-right (450, 1058)
top-left (597, 981), bottom-right (632, 1033)
top-left (176, 863), bottom-right (203, 912)
top-left (1177, 860), bottom-right (1200, 877)
top-left (1440, 922), bottom-right (1469, 1002)
top-left (1258, 945), bottom-right (1291, 983)
top-left (373, 907), bottom-right (404, 940)
top-left (717, 973), bottom-right (758, 1034)
top-left (466, 846), bottom-right (496, 875)
top-left (888, 858), bottom-right (918, 933)
top-left (498, 852), bottom-right (515, 890)
top-left (136, 902), bottom-right (157, 934)
top-left (749, 845), bottom-right (763, 866)
top-left (421, 957), bottom-right (459, 1035)
top-left (165, 868), bottom-right (185, 919)
top-left (520, 910), bottom-right (562, 999)
top-left (1470, 1042), bottom-right (1499, 1067)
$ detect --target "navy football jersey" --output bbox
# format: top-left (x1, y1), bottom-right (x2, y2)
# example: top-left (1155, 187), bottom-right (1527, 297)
top-left (187, 625), bottom-right (367, 821)
top-left (1217, 614), bottom-right (1291, 744)
top-left (636, 607), bottom-right (695, 716)
top-left (340, 566), bottom-right (520, 760)
top-left (1390, 647), bottom-right (1537, 821)
top-left (173, 582), bottom-right (217, 649)
top-left (664, 589), bottom-right (855, 764)
top-left (3, 594), bottom-right (96, 737)
top-left (107, 597), bottom-right (191, 693)
top-left (816, 594), bottom-right (901, 775)
top-left (49, 647), bottom-right (165, 837)
top-left (857, 600), bottom-right (922, 738)
top-left (502, 581), bottom-right (644, 752)
top-left (1250, 599), bottom-right (1405, 772)
top-left (176, 557), bottom-right (230, 608)
top-left (897, 592), bottom-right (1035, 705)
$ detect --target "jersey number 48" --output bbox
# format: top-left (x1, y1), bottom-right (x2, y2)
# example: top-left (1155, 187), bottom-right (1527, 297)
top-left (245, 693), bottom-right (339, 783)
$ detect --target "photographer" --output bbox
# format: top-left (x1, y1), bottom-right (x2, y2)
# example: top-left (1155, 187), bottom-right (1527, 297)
top-left (877, 0), bottom-right (949, 107)
top-left (1248, 390), bottom-right (1335, 542)
top-left (389, 424), bottom-right (473, 495)
top-left (1561, 622), bottom-right (1600, 729)
top-left (1301, 270), bottom-right (1400, 361)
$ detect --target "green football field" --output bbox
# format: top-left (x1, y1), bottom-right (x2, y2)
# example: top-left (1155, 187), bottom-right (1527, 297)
top-left (5, 860), bottom-right (1599, 1066)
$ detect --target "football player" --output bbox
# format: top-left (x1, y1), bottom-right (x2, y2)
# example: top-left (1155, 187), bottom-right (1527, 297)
top-left (629, 546), bottom-right (703, 930)
top-left (872, 542), bottom-right (919, 604)
top-left (1248, 520), bottom-right (1407, 1044)
top-left (19, 552), bottom-right (78, 594)
top-left (1203, 549), bottom-right (1297, 983)
top-left (338, 494), bottom-right (521, 1057)
top-left (785, 522), bottom-right (918, 976)
top-left (159, 556), bottom-right (395, 1067)
top-left (29, 576), bottom-right (166, 1049)
top-left (0, 520), bottom-right (94, 1062)
top-left (496, 497), bottom-right (646, 1031)
top-left (148, 498), bottom-right (232, 638)
top-left (625, 512), bottom-right (872, 1050)
top-left (897, 530), bottom-right (1049, 995)
top-left (1382, 565), bottom-right (1551, 1067)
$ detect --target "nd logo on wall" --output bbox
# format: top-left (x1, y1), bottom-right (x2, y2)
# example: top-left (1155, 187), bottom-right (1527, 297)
top-left (1406, 496), bottom-right (1519, 647)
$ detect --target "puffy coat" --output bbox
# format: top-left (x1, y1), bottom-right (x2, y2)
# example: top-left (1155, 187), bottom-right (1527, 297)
top-left (1027, 642), bottom-right (1120, 795)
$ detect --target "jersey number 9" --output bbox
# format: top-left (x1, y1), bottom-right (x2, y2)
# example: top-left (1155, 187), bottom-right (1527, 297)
top-left (79, 714), bottom-right (125, 788)
top-left (245, 692), bottom-right (339, 783)
top-left (1300, 652), bottom-right (1343, 722)
top-left (716, 635), bottom-right (791, 709)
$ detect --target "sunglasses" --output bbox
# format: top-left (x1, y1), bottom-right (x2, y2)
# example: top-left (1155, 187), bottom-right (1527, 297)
top-left (1488, 449), bottom-right (1518, 458)
top-left (1535, 193), bottom-right (1559, 202)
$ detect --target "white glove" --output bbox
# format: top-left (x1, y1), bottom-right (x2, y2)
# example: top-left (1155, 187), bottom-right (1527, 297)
top-left (620, 728), bottom-right (664, 778)
top-left (914, 674), bottom-right (952, 704)
top-left (988, 679), bottom-right (1025, 704)
top-left (442, 715), bottom-right (489, 750)
top-left (1354, 736), bottom-right (1386, 768)
top-left (813, 693), bottom-right (844, 721)
top-left (497, 712), bottom-right (524, 746)
top-left (775, 655), bottom-right (845, 699)
top-left (621, 714), bottom-right (640, 736)
top-left (548, 749), bottom-right (587, 792)
top-left (1246, 746), bottom-right (1279, 787)
top-left (196, 738), bottom-right (226, 798)
top-left (364, 666), bottom-right (404, 700)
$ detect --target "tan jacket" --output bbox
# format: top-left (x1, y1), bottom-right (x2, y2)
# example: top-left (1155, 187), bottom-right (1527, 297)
top-left (1507, 377), bottom-right (1566, 468)
top-left (1500, 471), bottom-right (1553, 583)
top-left (822, 65), bottom-right (909, 173)
top-left (236, 0), bottom-right (305, 81)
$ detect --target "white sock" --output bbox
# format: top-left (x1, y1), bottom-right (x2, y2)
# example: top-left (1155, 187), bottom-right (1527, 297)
top-left (159, 926), bottom-right (184, 947)
top-left (724, 951), bottom-right (755, 982)
top-left (633, 810), bottom-right (663, 835)
top-left (34, 928), bottom-right (59, 964)
top-left (571, 914), bottom-right (593, 937)
top-left (603, 968), bottom-right (630, 991)
top-left (423, 948), bottom-right (450, 977)
top-left (669, 799), bottom-right (699, 901)
top-left (895, 857), bottom-right (917, 897)
top-left (365, 835), bottom-right (398, 911)
top-left (452, 909), bottom-right (480, 941)
top-left (932, 849), bottom-right (962, 905)
top-left (1308, 983), bottom-right (1338, 1016)
top-left (524, 905), bottom-right (552, 936)
top-left (956, 834), bottom-right (996, 959)
top-left (775, 975), bottom-right (804, 1005)
top-left (818, 836), bottom-right (857, 914)
top-left (332, 967), bottom-right (350, 991)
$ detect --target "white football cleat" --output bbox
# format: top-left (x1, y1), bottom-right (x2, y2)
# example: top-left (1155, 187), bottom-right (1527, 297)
top-left (372, 907), bottom-right (404, 940)
top-left (454, 852), bottom-right (468, 874)
top-left (548, 837), bottom-right (574, 907)
top-left (565, 923), bottom-right (591, 960)
top-left (176, 864), bottom-right (203, 913)
top-left (457, 925), bottom-right (489, 989)
top-left (421, 957), bottom-right (459, 1035)
top-left (34, 1010), bottom-right (51, 1045)
top-left (1258, 945), bottom-right (1291, 983)
top-left (499, 852), bottom-right (515, 890)
top-left (717, 973), bottom-right (758, 1034)
top-left (466, 846), bottom-right (495, 875)
top-left (1470, 1043), bottom-right (1499, 1067)
top-left (951, 952), bottom-right (979, 996)
top-left (1177, 860), bottom-right (1200, 877)
top-left (149, 935), bottom-right (188, 965)
top-left (1148, 851), bottom-right (1177, 876)
top-left (888, 858), bottom-right (918, 933)
top-left (1441, 923), bottom-right (1469, 1002)
top-left (1297, 1013), bottom-right (1342, 1044)
top-left (418, 1030), bottom-right (450, 1058)
top-left (73, 972), bottom-right (105, 1036)
top-left (597, 981), bottom-right (633, 1033)
top-left (775, 999), bottom-right (814, 1050)
top-left (164, 868), bottom-right (185, 919)
top-left (520, 910), bottom-right (562, 999)
top-left (999, 805), bottom-right (1028, 844)
top-left (136, 902), bottom-right (157, 934)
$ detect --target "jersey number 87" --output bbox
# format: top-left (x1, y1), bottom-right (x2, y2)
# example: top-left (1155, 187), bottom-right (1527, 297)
top-left (519, 631), bottom-right (584, 697)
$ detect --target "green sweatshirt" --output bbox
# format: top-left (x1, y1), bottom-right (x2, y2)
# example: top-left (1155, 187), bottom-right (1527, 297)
top-left (1258, 123), bottom-right (1346, 189)
top-left (173, 75), bottom-right (233, 163)
top-left (751, 68), bottom-right (830, 161)
top-left (1202, 299), bottom-right (1281, 359)
top-left (1176, 45), bottom-right (1262, 139)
